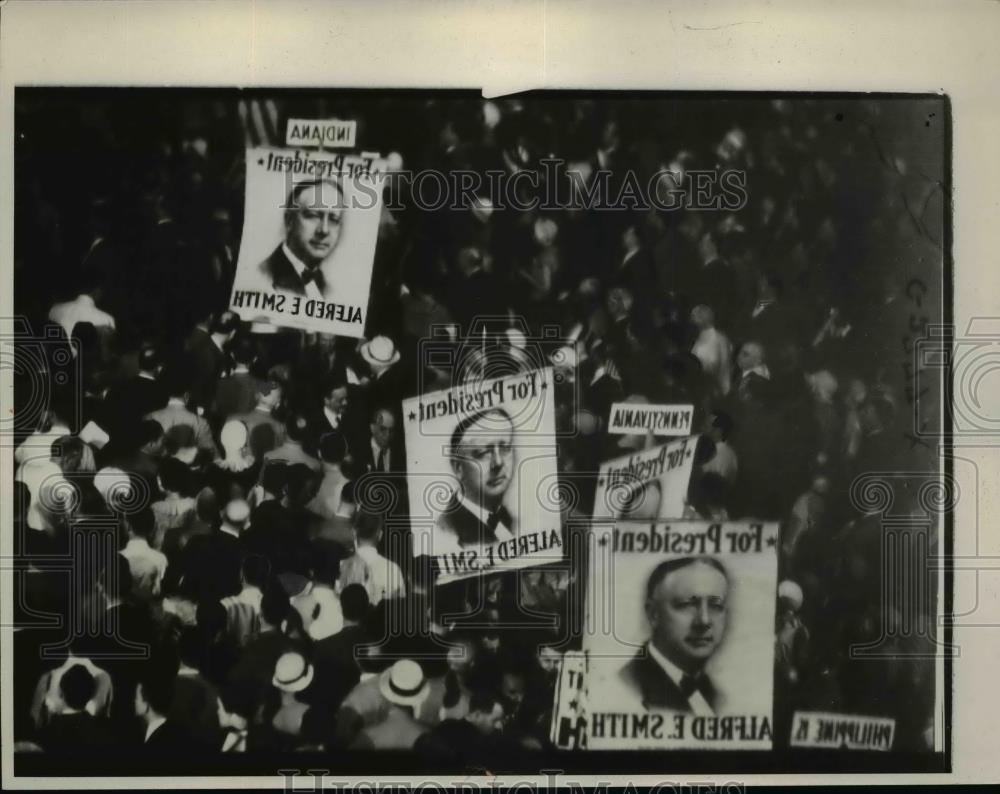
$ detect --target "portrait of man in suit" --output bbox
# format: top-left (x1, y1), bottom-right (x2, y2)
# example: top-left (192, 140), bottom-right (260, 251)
top-left (258, 178), bottom-right (345, 298)
top-left (619, 556), bottom-right (730, 714)
top-left (430, 407), bottom-right (517, 552)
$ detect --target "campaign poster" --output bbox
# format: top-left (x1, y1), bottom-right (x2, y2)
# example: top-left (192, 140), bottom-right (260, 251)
top-left (403, 367), bottom-right (563, 584)
top-left (550, 650), bottom-right (588, 750)
top-left (583, 521), bottom-right (779, 749)
top-left (790, 712), bottom-right (896, 752)
top-left (228, 147), bottom-right (387, 337)
top-left (592, 437), bottom-right (697, 522)
top-left (607, 402), bottom-right (694, 437)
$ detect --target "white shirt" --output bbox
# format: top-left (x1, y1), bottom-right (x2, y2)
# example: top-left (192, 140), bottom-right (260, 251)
top-left (691, 327), bottom-right (733, 396)
top-left (282, 242), bottom-right (325, 300)
top-left (120, 538), bottom-right (168, 598)
top-left (48, 294), bottom-right (115, 342)
top-left (646, 642), bottom-right (716, 716)
top-left (347, 545), bottom-right (406, 606)
top-left (144, 715), bottom-right (167, 743)
top-left (323, 406), bottom-right (341, 430)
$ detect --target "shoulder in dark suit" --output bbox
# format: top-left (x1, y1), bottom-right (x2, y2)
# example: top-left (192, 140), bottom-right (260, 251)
top-left (259, 245), bottom-right (308, 296)
top-left (143, 718), bottom-right (195, 751)
top-left (40, 712), bottom-right (115, 753)
top-left (103, 376), bottom-right (169, 432)
top-left (618, 645), bottom-right (719, 713)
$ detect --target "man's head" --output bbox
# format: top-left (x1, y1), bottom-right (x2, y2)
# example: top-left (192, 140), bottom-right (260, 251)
top-left (369, 408), bottom-right (396, 451)
top-left (322, 375), bottom-right (350, 418)
top-left (690, 304), bottom-right (715, 331)
top-left (341, 583), bottom-right (371, 624)
top-left (353, 508), bottom-right (384, 549)
top-left (500, 669), bottom-right (526, 711)
top-left (644, 557), bottom-right (730, 674)
top-left (466, 692), bottom-right (505, 735)
top-left (737, 341), bottom-right (765, 373)
top-left (284, 179), bottom-right (345, 268)
top-left (448, 408), bottom-right (515, 511)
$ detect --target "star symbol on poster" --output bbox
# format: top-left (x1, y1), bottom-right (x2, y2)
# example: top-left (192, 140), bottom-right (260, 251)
top-left (766, 536), bottom-right (776, 547)
top-left (408, 411), bottom-right (416, 421)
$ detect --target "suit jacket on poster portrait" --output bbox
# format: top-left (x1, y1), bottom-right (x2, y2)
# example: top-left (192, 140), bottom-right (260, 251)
top-left (618, 644), bottom-right (720, 713)
top-left (431, 493), bottom-right (513, 551)
top-left (258, 245), bottom-right (330, 298)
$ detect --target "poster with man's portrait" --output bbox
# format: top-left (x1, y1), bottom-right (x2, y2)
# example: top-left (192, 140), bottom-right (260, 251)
top-left (228, 146), bottom-right (387, 337)
top-left (592, 437), bottom-right (697, 522)
top-left (402, 367), bottom-right (562, 584)
top-left (582, 521), bottom-right (779, 749)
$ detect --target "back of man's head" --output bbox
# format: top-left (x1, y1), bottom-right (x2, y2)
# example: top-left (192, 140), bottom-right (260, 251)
top-left (353, 509), bottom-right (383, 547)
top-left (260, 461), bottom-right (288, 497)
top-left (128, 507), bottom-right (156, 542)
top-left (158, 456), bottom-right (192, 495)
top-left (161, 364), bottom-right (192, 400)
top-left (60, 664), bottom-right (96, 711)
top-left (285, 414), bottom-right (310, 444)
top-left (260, 584), bottom-right (290, 628)
top-left (241, 554), bottom-right (271, 590)
top-left (340, 583), bottom-right (371, 623)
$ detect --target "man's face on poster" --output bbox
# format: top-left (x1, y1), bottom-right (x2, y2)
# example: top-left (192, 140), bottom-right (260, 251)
top-left (451, 413), bottom-right (515, 508)
top-left (285, 181), bottom-right (344, 268)
top-left (646, 561), bottom-right (729, 672)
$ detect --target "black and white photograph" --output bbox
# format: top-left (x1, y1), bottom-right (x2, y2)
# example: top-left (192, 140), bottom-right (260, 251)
top-left (582, 522), bottom-right (779, 750)
top-left (402, 368), bottom-right (563, 582)
top-left (228, 147), bottom-right (386, 336)
top-left (2, 0), bottom-right (983, 787)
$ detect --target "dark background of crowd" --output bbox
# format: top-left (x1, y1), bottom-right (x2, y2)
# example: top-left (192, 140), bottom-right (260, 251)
top-left (10, 90), bottom-right (947, 771)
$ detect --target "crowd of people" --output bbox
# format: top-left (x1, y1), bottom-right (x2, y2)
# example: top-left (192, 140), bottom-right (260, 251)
top-left (11, 92), bottom-right (942, 766)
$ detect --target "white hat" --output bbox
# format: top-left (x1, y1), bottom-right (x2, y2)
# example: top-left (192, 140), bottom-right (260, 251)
top-left (302, 585), bottom-right (344, 641)
top-left (272, 652), bottom-right (314, 693)
top-left (379, 659), bottom-right (428, 710)
top-left (359, 336), bottom-right (401, 371)
top-left (505, 328), bottom-right (527, 351)
top-left (778, 580), bottom-right (804, 610)
top-left (93, 467), bottom-right (132, 509)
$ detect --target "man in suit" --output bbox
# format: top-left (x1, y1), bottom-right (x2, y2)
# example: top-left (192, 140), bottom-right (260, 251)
top-left (178, 499), bottom-right (249, 603)
top-left (619, 556), bottom-right (730, 714)
top-left (358, 407), bottom-right (400, 474)
top-left (37, 663), bottom-right (114, 753)
top-left (258, 178), bottom-right (345, 298)
top-left (310, 583), bottom-right (371, 711)
top-left (134, 662), bottom-right (191, 751)
top-left (431, 407), bottom-right (516, 552)
top-left (185, 311), bottom-right (238, 413)
top-left (102, 346), bottom-right (169, 437)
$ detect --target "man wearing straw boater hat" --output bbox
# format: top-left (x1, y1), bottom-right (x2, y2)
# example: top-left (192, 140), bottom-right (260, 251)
top-left (351, 659), bottom-right (429, 749)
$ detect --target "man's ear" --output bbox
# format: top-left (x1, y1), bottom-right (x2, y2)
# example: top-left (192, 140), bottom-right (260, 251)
top-left (644, 598), bottom-right (658, 629)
